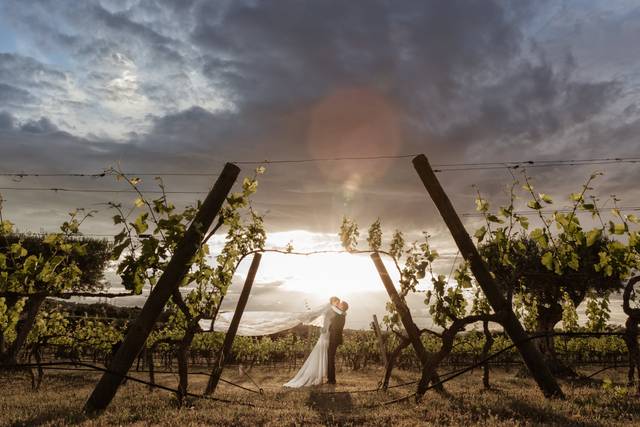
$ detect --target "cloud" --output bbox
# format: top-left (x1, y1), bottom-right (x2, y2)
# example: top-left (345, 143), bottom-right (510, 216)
top-left (0, 111), bottom-right (15, 129)
top-left (19, 116), bottom-right (59, 134)
top-left (0, 0), bottom-right (638, 239)
top-left (0, 83), bottom-right (36, 106)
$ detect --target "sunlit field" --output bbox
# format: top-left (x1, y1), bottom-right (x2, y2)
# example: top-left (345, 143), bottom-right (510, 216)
top-left (2, 366), bottom-right (639, 426)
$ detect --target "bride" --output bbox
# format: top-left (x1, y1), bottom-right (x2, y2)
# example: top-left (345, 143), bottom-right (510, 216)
top-left (198, 296), bottom-right (342, 387)
top-left (283, 296), bottom-right (341, 388)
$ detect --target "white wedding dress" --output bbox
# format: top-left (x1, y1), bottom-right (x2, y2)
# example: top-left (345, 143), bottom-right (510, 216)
top-left (283, 305), bottom-right (333, 388)
top-left (197, 303), bottom-right (335, 388)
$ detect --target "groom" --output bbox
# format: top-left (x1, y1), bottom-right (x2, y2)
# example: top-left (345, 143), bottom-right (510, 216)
top-left (327, 300), bottom-right (348, 384)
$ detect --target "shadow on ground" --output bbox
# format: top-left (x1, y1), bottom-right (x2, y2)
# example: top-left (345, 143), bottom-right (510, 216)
top-left (307, 389), bottom-right (354, 423)
top-left (9, 408), bottom-right (87, 427)
top-left (445, 390), bottom-right (600, 427)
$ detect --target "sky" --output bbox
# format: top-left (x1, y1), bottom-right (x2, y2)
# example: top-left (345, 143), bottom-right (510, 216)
top-left (1, 1), bottom-right (639, 328)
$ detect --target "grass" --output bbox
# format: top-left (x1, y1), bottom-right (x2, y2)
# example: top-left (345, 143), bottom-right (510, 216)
top-left (1, 364), bottom-right (639, 426)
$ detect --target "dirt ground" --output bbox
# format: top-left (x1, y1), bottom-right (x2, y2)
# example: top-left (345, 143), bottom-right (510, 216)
top-left (1, 365), bottom-right (639, 426)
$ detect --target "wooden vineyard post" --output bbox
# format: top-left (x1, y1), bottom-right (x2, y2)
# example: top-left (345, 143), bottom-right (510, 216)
top-left (84, 163), bottom-right (241, 413)
top-left (412, 154), bottom-right (564, 398)
top-left (371, 314), bottom-right (388, 367)
top-left (204, 252), bottom-right (262, 395)
top-left (371, 252), bottom-right (441, 398)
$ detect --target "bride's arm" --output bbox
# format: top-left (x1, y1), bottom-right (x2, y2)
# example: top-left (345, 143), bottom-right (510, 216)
top-left (321, 309), bottom-right (335, 333)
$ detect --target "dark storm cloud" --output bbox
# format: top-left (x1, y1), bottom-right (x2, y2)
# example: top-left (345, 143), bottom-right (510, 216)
top-left (2, 1), bottom-right (185, 66)
top-left (0, 111), bottom-right (15, 129)
top-left (446, 57), bottom-right (621, 150)
top-left (0, 0), bottom-right (638, 237)
top-left (0, 83), bottom-right (35, 106)
top-left (19, 116), bottom-right (59, 134)
top-left (190, 0), bottom-right (528, 114)
top-left (0, 53), bottom-right (67, 93)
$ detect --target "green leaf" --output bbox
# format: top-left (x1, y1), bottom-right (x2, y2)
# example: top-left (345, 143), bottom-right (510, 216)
top-left (541, 251), bottom-right (554, 271)
top-left (608, 221), bottom-right (626, 235)
top-left (567, 253), bottom-right (580, 271)
top-left (475, 198), bottom-right (489, 213)
top-left (112, 240), bottom-right (130, 259)
top-left (0, 220), bottom-right (13, 234)
top-left (569, 193), bottom-right (583, 202)
top-left (242, 177), bottom-right (258, 194)
top-left (499, 207), bottom-right (512, 218)
top-left (10, 243), bottom-right (27, 257)
top-left (586, 229), bottom-right (602, 247)
top-left (527, 200), bottom-right (542, 210)
top-left (134, 198), bottom-right (145, 208)
top-left (474, 226), bottom-right (487, 242)
top-left (424, 290), bottom-right (432, 305)
top-left (530, 228), bottom-right (548, 248)
top-left (486, 215), bottom-right (504, 224)
top-left (539, 193), bottom-right (553, 204)
top-left (227, 193), bottom-right (246, 208)
top-left (132, 213), bottom-right (149, 234)
top-left (43, 234), bottom-right (58, 245)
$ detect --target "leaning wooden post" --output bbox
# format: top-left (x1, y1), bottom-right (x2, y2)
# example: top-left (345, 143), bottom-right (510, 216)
top-left (371, 314), bottom-right (388, 367)
top-left (84, 163), bottom-right (241, 413)
top-left (371, 252), bottom-right (441, 399)
top-left (412, 154), bottom-right (564, 398)
top-left (204, 252), bottom-right (262, 395)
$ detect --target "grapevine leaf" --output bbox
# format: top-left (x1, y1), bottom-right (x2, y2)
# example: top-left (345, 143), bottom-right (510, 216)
top-left (132, 213), bottom-right (149, 234)
top-left (586, 229), bottom-right (602, 247)
top-left (527, 200), bottom-right (542, 210)
top-left (486, 215), bottom-right (504, 224)
top-left (475, 198), bottom-right (489, 213)
top-left (569, 193), bottom-right (583, 202)
top-left (539, 193), bottom-right (553, 204)
top-left (541, 251), bottom-right (554, 271)
top-left (608, 221), bottom-right (626, 235)
top-left (474, 226), bottom-right (487, 242)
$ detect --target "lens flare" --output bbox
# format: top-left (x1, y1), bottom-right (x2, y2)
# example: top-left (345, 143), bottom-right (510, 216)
top-left (306, 87), bottom-right (402, 190)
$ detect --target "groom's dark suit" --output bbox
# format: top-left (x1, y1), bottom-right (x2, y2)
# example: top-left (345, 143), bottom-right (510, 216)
top-left (327, 309), bottom-right (346, 384)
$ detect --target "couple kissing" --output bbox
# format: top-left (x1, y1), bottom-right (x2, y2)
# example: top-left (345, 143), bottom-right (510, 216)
top-left (284, 296), bottom-right (349, 388)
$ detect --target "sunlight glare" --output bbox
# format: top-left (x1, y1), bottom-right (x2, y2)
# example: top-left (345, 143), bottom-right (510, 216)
top-left (258, 251), bottom-right (400, 297)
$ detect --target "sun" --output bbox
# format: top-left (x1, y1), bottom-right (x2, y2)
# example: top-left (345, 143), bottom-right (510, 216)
top-left (257, 251), bottom-right (401, 297)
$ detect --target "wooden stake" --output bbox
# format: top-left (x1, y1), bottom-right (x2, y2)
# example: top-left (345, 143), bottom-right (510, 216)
top-left (204, 252), bottom-right (262, 395)
top-left (371, 253), bottom-right (428, 363)
top-left (84, 162), bottom-right (241, 413)
top-left (412, 154), bottom-right (563, 398)
top-left (371, 314), bottom-right (388, 367)
top-left (371, 253), bottom-right (441, 397)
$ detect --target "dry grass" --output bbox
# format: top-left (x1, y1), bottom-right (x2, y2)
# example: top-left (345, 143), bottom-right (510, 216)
top-left (1, 365), bottom-right (639, 426)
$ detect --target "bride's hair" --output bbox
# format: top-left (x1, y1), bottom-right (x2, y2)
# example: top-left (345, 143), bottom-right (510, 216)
top-left (330, 296), bottom-right (340, 304)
